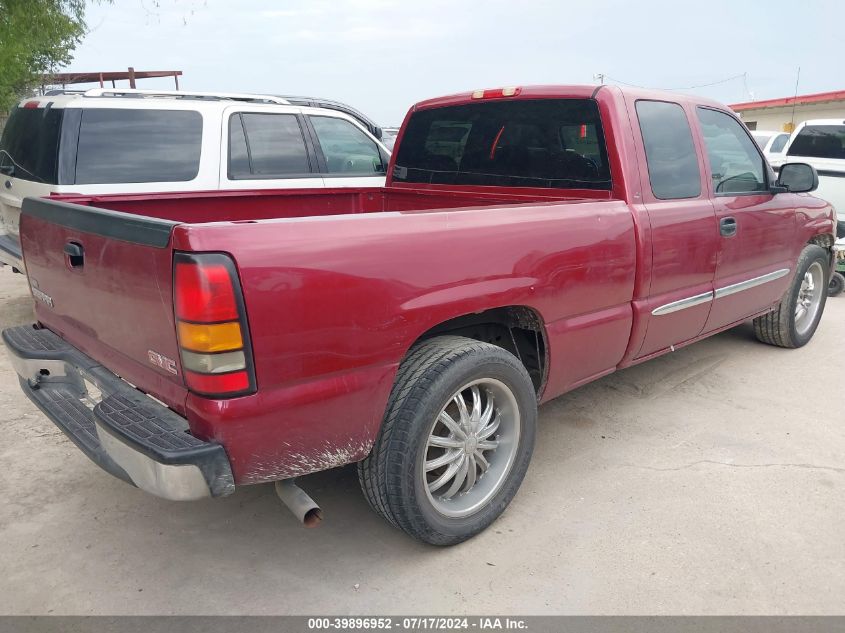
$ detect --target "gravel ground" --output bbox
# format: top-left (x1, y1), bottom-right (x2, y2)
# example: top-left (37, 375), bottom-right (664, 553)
top-left (0, 265), bottom-right (843, 615)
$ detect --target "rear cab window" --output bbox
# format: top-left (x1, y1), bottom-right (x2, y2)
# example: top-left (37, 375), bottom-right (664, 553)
top-left (392, 98), bottom-right (611, 189)
top-left (635, 100), bottom-right (701, 200)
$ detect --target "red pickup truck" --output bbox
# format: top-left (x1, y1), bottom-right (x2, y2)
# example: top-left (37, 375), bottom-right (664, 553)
top-left (4, 85), bottom-right (836, 545)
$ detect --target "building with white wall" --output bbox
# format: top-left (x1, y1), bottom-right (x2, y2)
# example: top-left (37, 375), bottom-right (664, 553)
top-left (731, 90), bottom-right (845, 132)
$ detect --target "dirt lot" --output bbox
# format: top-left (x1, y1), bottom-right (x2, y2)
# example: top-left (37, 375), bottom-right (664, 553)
top-left (0, 265), bottom-right (843, 615)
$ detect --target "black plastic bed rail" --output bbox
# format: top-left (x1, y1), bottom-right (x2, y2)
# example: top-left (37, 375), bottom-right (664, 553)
top-left (21, 197), bottom-right (179, 248)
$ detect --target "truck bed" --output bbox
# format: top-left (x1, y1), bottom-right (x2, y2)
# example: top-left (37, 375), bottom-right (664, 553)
top-left (51, 185), bottom-right (616, 224)
top-left (20, 186), bottom-right (636, 485)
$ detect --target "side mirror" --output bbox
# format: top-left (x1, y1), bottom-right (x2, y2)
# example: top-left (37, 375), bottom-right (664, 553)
top-left (776, 162), bottom-right (819, 193)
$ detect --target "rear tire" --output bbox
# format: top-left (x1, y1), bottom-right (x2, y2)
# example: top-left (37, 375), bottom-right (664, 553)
top-left (358, 336), bottom-right (537, 545)
top-left (753, 244), bottom-right (829, 348)
top-left (828, 272), bottom-right (845, 297)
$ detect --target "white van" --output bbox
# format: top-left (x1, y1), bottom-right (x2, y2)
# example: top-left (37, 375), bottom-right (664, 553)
top-left (0, 89), bottom-right (390, 270)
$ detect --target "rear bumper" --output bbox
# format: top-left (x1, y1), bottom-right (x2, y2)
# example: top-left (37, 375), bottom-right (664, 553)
top-left (2, 324), bottom-right (234, 500)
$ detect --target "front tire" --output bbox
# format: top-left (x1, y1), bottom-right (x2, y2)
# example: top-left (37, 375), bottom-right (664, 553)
top-left (358, 336), bottom-right (537, 545)
top-left (753, 244), bottom-right (829, 348)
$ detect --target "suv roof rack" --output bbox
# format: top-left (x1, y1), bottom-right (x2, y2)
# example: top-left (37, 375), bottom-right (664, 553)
top-left (76, 89), bottom-right (384, 141)
top-left (42, 89), bottom-right (88, 96)
top-left (82, 88), bottom-right (291, 105)
top-left (279, 95), bottom-right (384, 140)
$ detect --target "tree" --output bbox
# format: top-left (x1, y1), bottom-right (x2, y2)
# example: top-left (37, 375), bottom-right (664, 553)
top-left (0, 0), bottom-right (86, 113)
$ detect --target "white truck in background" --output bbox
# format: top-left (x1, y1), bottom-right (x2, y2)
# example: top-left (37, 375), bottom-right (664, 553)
top-left (771, 119), bottom-right (845, 237)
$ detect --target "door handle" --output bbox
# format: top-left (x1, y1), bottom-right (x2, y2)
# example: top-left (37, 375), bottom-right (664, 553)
top-left (720, 217), bottom-right (737, 237)
top-left (63, 241), bottom-right (84, 268)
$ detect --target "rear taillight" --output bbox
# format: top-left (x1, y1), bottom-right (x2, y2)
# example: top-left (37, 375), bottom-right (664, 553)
top-left (173, 253), bottom-right (256, 397)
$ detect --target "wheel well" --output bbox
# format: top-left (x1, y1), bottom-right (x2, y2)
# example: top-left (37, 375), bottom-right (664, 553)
top-left (809, 233), bottom-right (834, 249)
top-left (416, 306), bottom-right (548, 395)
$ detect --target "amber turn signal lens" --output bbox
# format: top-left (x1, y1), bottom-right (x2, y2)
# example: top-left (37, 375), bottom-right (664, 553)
top-left (177, 320), bottom-right (243, 353)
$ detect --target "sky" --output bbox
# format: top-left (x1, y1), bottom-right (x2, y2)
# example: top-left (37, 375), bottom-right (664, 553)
top-left (64, 0), bottom-right (844, 126)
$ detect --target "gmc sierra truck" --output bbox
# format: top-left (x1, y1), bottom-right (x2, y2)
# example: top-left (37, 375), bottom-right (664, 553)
top-left (3, 85), bottom-right (836, 545)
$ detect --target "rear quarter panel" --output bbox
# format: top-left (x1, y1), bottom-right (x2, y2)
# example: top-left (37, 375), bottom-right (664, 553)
top-left (175, 200), bottom-right (637, 483)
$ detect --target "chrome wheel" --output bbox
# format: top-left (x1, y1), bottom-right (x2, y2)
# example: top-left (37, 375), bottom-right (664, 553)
top-left (795, 261), bottom-right (824, 335)
top-left (422, 378), bottom-right (520, 518)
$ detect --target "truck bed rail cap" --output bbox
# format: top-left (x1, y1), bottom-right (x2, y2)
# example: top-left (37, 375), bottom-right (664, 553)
top-left (21, 197), bottom-right (178, 248)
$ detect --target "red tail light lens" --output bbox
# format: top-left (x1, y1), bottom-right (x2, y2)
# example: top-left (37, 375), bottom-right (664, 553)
top-left (183, 369), bottom-right (250, 395)
top-left (173, 253), bottom-right (256, 398)
top-left (175, 261), bottom-right (239, 322)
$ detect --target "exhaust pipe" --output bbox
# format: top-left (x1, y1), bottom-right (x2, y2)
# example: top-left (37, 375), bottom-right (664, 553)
top-left (275, 479), bottom-right (323, 527)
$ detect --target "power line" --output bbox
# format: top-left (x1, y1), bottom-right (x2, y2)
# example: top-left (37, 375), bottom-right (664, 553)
top-left (600, 72), bottom-right (748, 92)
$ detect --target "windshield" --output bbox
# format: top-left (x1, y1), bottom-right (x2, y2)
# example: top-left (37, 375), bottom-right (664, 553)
top-left (0, 105), bottom-right (64, 184)
top-left (392, 98), bottom-right (611, 190)
top-left (788, 125), bottom-right (845, 160)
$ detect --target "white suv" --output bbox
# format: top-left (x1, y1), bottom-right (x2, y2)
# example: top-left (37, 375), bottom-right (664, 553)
top-left (0, 89), bottom-right (390, 270)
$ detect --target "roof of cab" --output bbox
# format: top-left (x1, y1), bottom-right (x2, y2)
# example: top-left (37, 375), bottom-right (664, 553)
top-left (411, 84), bottom-right (730, 112)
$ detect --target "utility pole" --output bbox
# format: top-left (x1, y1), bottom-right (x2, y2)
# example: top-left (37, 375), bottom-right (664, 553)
top-left (593, 73), bottom-right (605, 85)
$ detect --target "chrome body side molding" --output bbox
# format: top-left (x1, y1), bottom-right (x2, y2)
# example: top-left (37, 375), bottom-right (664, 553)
top-left (652, 291), bottom-right (714, 316)
top-left (651, 268), bottom-right (791, 317)
top-left (714, 268), bottom-right (791, 299)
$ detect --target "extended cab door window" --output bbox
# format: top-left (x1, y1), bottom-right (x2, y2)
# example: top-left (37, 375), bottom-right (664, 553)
top-left (635, 100), bottom-right (701, 199)
top-left (308, 116), bottom-right (387, 175)
top-left (228, 112), bottom-right (313, 179)
top-left (696, 108), bottom-right (767, 194)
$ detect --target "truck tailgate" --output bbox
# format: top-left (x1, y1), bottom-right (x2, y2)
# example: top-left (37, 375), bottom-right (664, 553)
top-left (19, 197), bottom-right (188, 413)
